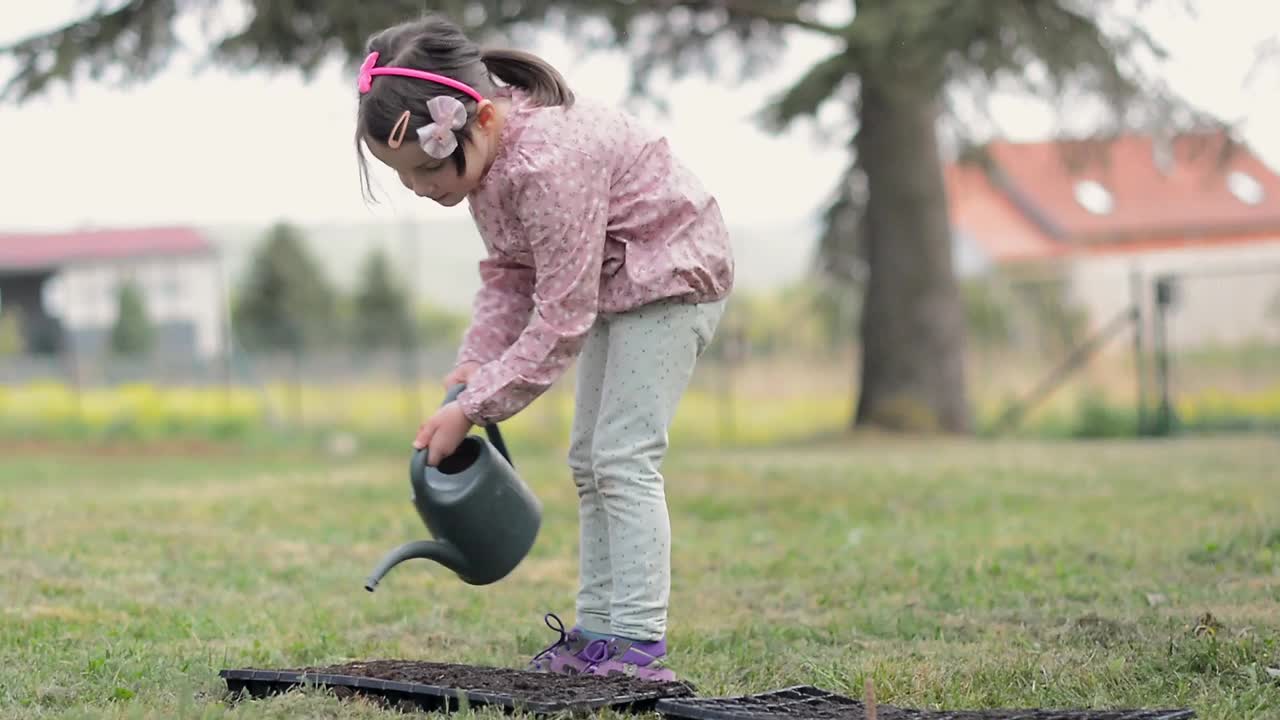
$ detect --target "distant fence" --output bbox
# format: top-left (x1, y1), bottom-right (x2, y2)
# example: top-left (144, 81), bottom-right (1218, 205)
top-left (2, 268), bottom-right (1277, 442)
top-left (1144, 264), bottom-right (1280, 434)
top-left (979, 263), bottom-right (1280, 437)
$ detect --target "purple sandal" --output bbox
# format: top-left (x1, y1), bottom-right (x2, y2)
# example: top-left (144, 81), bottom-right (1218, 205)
top-left (578, 635), bottom-right (677, 682)
top-left (526, 613), bottom-right (677, 682)
top-left (526, 613), bottom-right (596, 675)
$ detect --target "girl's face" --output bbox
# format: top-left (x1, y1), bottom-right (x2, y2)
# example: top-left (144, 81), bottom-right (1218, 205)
top-left (366, 99), bottom-right (506, 207)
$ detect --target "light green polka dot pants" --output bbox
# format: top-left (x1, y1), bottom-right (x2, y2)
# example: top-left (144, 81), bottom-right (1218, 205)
top-left (567, 297), bottom-right (726, 642)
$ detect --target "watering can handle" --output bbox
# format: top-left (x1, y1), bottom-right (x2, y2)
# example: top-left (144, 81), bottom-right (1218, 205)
top-left (444, 383), bottom-right (513, 468)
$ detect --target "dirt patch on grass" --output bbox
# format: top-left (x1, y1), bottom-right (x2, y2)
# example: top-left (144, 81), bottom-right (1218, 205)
top-left (1059, 613), bottom-right (1139, 648)
top-left (1191, 611), bottom-right (1226, 637)
top-left (0, 437), bottom-right (238, 458)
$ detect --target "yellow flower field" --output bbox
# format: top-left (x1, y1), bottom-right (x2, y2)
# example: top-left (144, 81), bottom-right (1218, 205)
top-left (2, 378), bottom-right (1277, 446)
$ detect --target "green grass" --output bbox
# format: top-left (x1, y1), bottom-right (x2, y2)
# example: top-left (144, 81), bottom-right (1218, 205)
top-left (2, 435), bottom-right (1278, 719)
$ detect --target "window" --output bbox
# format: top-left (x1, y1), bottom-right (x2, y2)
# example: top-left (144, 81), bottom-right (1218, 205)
top-left (1073, 180), bottom-right (1113, 215)
top-left (1227, 171), bottom-right (1264, 205)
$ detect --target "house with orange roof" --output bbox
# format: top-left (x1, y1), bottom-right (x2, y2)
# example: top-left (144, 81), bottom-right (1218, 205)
top-left (947, 130), bottom-right (1280, 348)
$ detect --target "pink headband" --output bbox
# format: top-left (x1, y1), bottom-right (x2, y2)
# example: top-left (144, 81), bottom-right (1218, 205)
top-left (357, 51), bottom-right (486, 102)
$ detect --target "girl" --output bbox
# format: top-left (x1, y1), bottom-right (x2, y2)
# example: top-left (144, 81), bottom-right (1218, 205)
top-left (355, 14), bottom-right (733, 682)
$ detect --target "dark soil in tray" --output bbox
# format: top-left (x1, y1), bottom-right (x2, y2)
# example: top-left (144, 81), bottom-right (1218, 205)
top-left (294, 659), bottom-right (695, 702)
top-left (654, 685), bottom-right (1195, 720)
top-left (221, 658), bottom-right (695, 715)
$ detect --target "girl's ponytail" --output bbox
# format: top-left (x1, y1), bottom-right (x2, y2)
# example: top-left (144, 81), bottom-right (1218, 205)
top-left (481, 48), bottom-right (574, 107)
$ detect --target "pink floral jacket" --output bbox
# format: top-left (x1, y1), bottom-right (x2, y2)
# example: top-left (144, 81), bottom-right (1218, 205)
top-left (455, 88), bottom-right (734, 425)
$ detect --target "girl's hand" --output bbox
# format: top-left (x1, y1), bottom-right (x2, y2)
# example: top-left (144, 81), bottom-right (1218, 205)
top-left (443, 361), bottom-right (481, 388)
top-left (414, 401), bottom-right (475, 467)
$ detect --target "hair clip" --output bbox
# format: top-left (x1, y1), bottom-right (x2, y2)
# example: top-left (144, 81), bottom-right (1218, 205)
top-left (417, 96), bottom-right (468, 159)
top-left (387, 110), bottom-right (412, 149)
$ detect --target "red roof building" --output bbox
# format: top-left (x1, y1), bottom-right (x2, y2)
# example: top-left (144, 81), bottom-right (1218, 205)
top-left (946, 130), bottom-right (1280, 348)
top-left (0, 226), bottom-right (224, 358)
top-left (947, 130), bottom-right (1280, 264)
top-left (0, 226), bottom-right (213, 272)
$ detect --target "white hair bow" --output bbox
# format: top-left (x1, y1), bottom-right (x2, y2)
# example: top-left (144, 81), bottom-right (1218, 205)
top-left (418, 96), bottom-right (469, 159)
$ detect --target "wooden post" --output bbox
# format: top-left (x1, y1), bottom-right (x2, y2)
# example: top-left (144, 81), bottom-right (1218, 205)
top-left (864, 677), bottom-right (877, 720)
top-left (1152, 274), bottom-right (1177, 434)
top-left (1130, 267), bottom-right (1147, 435)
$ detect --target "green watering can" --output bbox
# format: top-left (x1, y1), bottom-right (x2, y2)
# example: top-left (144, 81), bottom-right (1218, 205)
top-left (364, 384), bottom-right (541, 591)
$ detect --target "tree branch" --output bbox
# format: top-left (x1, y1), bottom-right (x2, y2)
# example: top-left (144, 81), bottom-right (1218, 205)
top-left (645, 0), bottom-right (848, 38)
top-left (758, 48), bottom-right (856, 131)
top-left (1, 0), bottom-right (182, 103)
top-left (720, 0), bottom-right (846, 37)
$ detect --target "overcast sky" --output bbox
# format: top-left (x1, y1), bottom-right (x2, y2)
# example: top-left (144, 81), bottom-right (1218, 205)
top-left (2, 1), bottom-right (1280, 234)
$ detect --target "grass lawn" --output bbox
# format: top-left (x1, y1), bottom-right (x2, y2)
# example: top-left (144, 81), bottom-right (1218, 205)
top-left (1, 434), bottom-right (1277, 719)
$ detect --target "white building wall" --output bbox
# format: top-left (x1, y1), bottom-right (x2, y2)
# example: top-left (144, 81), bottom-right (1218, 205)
top-left (42, 252), bottom-right (226, 357)
top-left (1065, 239), bottom-right (1280, 349)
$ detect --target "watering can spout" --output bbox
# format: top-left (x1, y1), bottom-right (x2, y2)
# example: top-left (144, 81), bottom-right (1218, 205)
top-left (364, 539), bottom-right (471, 592)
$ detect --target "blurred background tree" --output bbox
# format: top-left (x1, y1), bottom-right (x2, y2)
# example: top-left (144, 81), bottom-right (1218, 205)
top-left (417, 304), bottom-right (469, 351)
top-left (232, 221), bottom-right (337, 354)
top-left (350, 247), bottom-right (416, 350)
top-left (2, 0), bottom-right (1219, 433)
top-left (109, 281), bottom-right (155, 357)
top-left (0, 306), bottom-right (25, 356)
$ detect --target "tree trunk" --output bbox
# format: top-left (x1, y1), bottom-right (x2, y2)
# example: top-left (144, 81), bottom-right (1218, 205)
top-left (854, 77), bottom-right (972, 433)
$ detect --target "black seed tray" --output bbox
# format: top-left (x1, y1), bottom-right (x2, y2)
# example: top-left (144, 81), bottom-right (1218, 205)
top-left (220, 665), bottom-right (695, 716)
top-left (655, 685), bottom-right (1195, 720)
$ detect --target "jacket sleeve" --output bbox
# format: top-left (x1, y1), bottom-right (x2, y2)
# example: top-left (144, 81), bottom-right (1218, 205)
top-left (457, 145), bottom-right (610, 425)
top-left (454, 254), bottom-right (536, 367)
